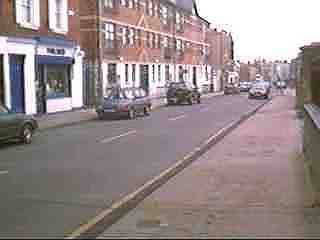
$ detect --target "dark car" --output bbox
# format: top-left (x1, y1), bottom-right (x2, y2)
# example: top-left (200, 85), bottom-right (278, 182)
top-left (248, 82), bottom-right (271, 99)
top-left (239, 81), bottom-right (252, 92)
top-left (0, 104), bottom-right (38, 144)
top-left (166, 82), bottom-right (201, 105)
top-left (96, 87), bottom-right (152, 120)
top-left (224, 83), bottom-right (240, 95)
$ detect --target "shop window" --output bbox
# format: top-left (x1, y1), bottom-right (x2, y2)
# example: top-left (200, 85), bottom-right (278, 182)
top-left (46, 65), bottom-right (70, 99)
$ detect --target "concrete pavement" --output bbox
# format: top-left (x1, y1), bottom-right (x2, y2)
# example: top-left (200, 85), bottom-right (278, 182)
top-left (99, 94), bottom-right (320, 238)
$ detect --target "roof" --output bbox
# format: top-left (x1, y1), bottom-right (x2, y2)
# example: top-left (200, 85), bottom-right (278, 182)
top-left (164, 0), bottom-right (211, 25)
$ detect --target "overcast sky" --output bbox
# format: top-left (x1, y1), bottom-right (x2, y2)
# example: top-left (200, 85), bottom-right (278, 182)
top-left (197, 0), bottom-right (320, 62)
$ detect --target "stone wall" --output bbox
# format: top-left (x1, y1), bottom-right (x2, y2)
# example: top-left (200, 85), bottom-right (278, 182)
top-left (303, 106), bottom-right (320, 194)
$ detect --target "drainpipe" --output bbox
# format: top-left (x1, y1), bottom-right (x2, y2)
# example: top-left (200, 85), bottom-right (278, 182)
top-left (96, 0), bottom-right (103, 107)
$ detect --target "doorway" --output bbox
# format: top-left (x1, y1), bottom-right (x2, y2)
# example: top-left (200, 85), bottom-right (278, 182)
top-left (192, 66), bottom-right (197, 87)
top-left (0, 55), bottom-right (4, 104)
top-left (9, 55), bottom-right (25, 113)
top-left (35, 65), bottom-right (46, 114)
top-left (140, 65), bottom-right (149, 95)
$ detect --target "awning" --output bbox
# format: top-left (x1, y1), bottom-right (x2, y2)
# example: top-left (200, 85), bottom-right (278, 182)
top-left (36, 55), bottom-right (74, 65)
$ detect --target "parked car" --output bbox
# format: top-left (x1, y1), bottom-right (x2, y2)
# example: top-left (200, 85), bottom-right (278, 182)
top-left (166, 82), bottom-right (201, 105)
top-left (239, 81), bottom-right (252, 92)
top-left (96, 87), bottom-right (152, 120)
top-left (224, 83), bottom-right (240, 95)
top-left (0, 104), bottom-right (38, 144)
top-left (276, 81), bottom-right (287, 89)
top-left (248, 82), bottom-right (271, 99)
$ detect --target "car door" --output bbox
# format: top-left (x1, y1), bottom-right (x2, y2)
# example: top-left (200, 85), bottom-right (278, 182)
top-left (0, 105), bottom-right (19, 140)
top-left (133, 89), bottom-right (144, 113)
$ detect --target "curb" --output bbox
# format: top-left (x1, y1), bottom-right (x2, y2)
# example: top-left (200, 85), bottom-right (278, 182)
top-left (66, 99), bottom-right (270, 239)
top-left (38, 117), bottom-right (97, 133)
top-left (39, 93), bottom-right (224, 132)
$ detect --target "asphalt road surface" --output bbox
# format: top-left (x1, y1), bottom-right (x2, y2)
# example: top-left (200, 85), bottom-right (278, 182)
top-left (0, 94), bottom-right (266, 238)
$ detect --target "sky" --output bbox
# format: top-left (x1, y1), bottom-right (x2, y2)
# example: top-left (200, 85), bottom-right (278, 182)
top-left (197, 0), bottom-right (320, 62)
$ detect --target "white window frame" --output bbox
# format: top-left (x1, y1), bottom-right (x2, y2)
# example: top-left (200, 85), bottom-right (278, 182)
top-left (105, 23), bottom-right (115, 48)
top-left (48, 0), bottom-right (68, 34)
top-left (15, 0), bottom-right (40, 30)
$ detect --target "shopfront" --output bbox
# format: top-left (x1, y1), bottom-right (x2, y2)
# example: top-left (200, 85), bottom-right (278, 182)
top-left (35, 37), bottom-right (83, 114)
top-left (0, 55), bottom-right (4, 104)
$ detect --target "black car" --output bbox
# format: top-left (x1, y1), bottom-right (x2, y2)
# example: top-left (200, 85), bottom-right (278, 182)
top-left (0, 104), bottom-right (38, 144)
top-left (224, 83), bottom-right (240, 95)
top-left (96, 87), bottom-right (152, 120)
top-left (166, 82), bottom-right (201, 105)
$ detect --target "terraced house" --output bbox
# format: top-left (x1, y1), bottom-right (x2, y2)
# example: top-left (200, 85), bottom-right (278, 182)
top-left (80, 0), bottom-right (213, 106)
top-left (0, 0), bottom-right (84, 115)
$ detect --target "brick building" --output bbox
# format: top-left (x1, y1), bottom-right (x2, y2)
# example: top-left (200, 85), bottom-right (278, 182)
top-left (0, 0), bottom-right (84, 114)
top-left (80, 0), bottom-right (214, 106)
top-left (207, 28), bottom-right (234, 90)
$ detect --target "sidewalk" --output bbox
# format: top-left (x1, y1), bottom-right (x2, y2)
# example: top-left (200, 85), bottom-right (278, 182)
top-left (99, 95), bottom-right (320, 238)
top-left (37, 92), bottom-right (224, 131)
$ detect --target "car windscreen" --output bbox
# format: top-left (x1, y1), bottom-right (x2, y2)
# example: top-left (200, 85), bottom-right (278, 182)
top-left (104, 88), bottom-right (126, 100)
top-left (169, 83), bottom-right (186, 89)
top-left (124, 89), bottom-right (135, 100)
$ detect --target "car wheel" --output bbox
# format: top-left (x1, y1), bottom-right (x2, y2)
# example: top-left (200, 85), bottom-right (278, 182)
top-left (98, 112), bottom-right (105, 120)
top-left (144, 106), bottom-right (151, 116)
top-left (197, 97), bottom-right (201, 104)
top-left (128, 108), bottom-right (136, 120)
top-left (21, 124), bottom-right (33, 144)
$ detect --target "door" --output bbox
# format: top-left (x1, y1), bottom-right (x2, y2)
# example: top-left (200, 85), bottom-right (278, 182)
top-left (10, 55), bottom-right (25, 113)
top-left (193, 66), bottom-right (197, 87)
top-left (0, 55), bottom-right (4, 104)
top-left (140, 65), bottom-right (149, 95)
top-left (35, 65), bottom-right (47, 114)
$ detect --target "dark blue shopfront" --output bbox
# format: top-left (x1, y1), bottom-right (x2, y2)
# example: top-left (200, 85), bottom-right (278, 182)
top-left (34, 36), bottom-right (76, 114)
top-left (10, 55), bottom-right (25, 113)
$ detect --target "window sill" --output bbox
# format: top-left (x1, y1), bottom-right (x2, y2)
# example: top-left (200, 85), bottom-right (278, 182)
top-left (18, 22), bottom-right (39, 31)
top-left (50, 28), bottom-right (68, 35)
top-left (305, 103), bottom-right (320, 130)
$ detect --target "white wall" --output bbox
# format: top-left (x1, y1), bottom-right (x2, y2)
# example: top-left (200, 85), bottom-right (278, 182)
top-left (6, 40), bottom-right (36, 115)
top-left (71, 49), bottom-right (83, 109)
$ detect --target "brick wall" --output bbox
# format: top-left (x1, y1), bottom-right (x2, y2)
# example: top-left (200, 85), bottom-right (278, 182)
top-left (0, 0), bottom-right (80, 43)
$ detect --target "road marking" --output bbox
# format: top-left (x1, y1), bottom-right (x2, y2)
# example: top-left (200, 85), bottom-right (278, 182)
top-left (0, 171), bottom-right (8, 175)
top-left (100, 130), bottom-right (137, 144)
top-left (168, 114), bottom-right (186, 121)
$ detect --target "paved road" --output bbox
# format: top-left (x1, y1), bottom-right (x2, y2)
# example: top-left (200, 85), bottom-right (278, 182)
top-left (0, 94), bottom-right (266, 238)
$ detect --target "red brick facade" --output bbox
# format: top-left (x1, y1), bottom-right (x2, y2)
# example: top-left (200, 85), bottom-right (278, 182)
top-left (0, 0), bottom-right (80, 43)
top-left (80, 0), bottom-right (215, 105)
